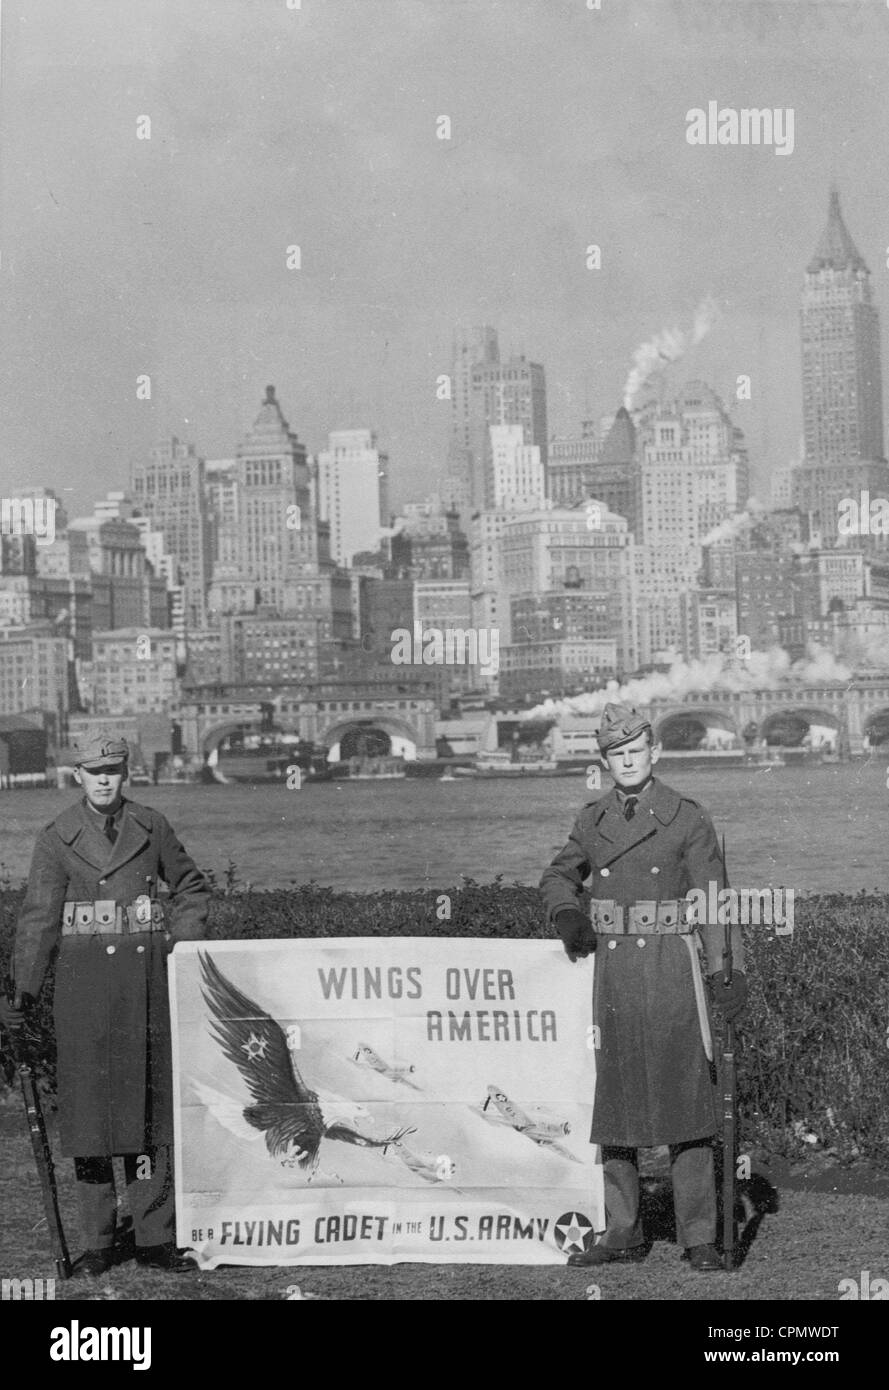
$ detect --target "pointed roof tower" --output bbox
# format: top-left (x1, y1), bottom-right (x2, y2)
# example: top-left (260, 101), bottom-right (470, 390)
top-left (600, 405), bottom-right (636, 465)
top-left (807, 187), bottom-right (868, 274)
top-left (237, 384), bottom-right (306, 463)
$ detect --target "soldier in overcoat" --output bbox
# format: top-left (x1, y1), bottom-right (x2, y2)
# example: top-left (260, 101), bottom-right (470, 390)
top-left (540, 703), bottom-right (747, 1271)
top-left (0, 732), bottom-right (209, 1276)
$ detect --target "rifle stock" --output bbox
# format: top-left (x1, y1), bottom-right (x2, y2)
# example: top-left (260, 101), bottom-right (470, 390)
top-left (2, 979), bottom-right (72, 1280)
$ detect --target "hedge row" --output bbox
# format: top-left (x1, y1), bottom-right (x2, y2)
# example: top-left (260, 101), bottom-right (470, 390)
top-left (2, 878), bottom-right (888, 1166)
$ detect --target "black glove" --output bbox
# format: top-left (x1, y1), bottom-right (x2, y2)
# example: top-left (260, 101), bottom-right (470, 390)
top-left (709, 969), bottom-right (747, 1022)
top-left (555, 908), bottom-right (596, 963)
top-left (0, 990), bottom-right (35, 1032)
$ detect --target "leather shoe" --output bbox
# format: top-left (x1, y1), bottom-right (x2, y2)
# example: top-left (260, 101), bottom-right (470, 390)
top-left (135, 1244), bottom-right (198, 1273)
top-left (72, 1248), bottom-right (115, 1279)
top-left (685, 1243), bottom-right (724, 1271)
top-left (567, 1244), bottom-right (646, 1267)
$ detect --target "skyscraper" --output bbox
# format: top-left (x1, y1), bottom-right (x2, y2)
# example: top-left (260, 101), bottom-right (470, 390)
top-left (633, 384), bottom-right (748, 662)
top-left (793, 189), bottom-right (889, 539)
top-left (317, 428), bottom-right (389, 566)
top-left (442, 327), bottom-right (548, 521)
top-left (132, 438), bottom-right (212, 628)
top-left (469, 353), bottom-right (548, 511)
top-left (443, 326), bottom-right (499, 524)
top-left (233, 385), bottom-right (314, 609)
top-left (801, 188), bottom-right (884, 467)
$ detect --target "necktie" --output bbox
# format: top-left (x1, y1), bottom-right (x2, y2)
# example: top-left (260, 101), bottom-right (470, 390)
top-left (624, 796), bottom-right (638, 821)
top-left (103, 816), bottom-right (118, 845)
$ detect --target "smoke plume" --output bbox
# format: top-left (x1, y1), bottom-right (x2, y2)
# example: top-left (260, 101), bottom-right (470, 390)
top-left (622, 295), bottom-right (721, 410)
top-left (700, 497), bottom-right (765, 548)
top-left (525, 644), bottom-right (853, 722)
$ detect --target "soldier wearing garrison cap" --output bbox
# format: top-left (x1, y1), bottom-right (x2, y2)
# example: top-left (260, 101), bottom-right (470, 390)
top-left (540, 702), bottom-right (747, 1273)
top-left (0, 729), bottom-right (209, 1277)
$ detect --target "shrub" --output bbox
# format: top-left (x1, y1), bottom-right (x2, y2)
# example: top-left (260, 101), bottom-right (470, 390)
top-left (2, 879), bottom-right (887, 1166)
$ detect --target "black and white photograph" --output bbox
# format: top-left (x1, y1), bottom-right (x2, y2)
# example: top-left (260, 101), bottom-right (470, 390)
top-left (0, 0), bottom-right (887, 1345)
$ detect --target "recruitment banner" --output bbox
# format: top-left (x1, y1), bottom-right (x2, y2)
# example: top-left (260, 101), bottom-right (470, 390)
top-left (170, 938), bottom-right (602, 1266)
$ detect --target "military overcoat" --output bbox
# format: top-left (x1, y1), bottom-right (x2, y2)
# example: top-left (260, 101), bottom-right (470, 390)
top-left (14, 797), bottom-right (209, 1157)
top-left (540, 777), bottom-right (745, 1148)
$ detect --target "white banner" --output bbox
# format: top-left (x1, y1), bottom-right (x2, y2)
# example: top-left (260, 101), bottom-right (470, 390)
top-left (170, 938), bottom-right (603, 1266)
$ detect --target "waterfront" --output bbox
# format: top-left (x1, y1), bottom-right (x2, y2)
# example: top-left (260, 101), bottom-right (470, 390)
top-left (1, 759), bottom-right (887, 894)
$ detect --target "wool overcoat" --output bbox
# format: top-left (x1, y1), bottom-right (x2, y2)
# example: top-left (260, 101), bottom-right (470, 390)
top-left (539, 777), bottom-right (745, 1148)
top-left (14, 797), bottom-right (209, 1157)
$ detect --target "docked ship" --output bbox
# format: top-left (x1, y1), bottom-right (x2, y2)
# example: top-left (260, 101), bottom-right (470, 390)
top-left (330, 755), bottom-right (407, 780)
top-left (464, 748), bottom-right (559, 776)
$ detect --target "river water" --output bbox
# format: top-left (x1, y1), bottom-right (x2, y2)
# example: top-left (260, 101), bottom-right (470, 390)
top-left (0, 760), bottom-right (886, 894)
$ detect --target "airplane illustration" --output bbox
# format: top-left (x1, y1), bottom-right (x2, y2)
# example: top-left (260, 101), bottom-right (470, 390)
top-left (471, 1085), bottom-right (582, 1164)
top-left (382, 1130), bottom-right (456, 1184)
top-left (353, 1042), bottom-right (422, 1091)
top-left (198, 953), bottom-right (413, 1179)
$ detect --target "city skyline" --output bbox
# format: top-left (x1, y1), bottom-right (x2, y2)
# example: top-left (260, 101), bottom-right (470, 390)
top-left (2, 2), bottom-right (888, 517)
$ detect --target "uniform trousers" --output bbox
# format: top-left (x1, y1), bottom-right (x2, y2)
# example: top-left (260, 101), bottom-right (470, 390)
top-left (73, 1146), bottom-right (175, 1250)
top-left (598, 1138), bottom-right (716, 1249)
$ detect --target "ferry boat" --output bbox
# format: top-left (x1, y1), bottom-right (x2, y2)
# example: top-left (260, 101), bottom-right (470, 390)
top-left (331, 755), bottom-right (407, 780)
top-left (474, 749), bottom-right (559, 775)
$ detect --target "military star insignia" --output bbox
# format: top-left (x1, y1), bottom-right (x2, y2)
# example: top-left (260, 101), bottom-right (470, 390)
top-left (555, 1213), bottom-right (588, 1253)
top-left (241, 1032), bottom-right (269, 1061)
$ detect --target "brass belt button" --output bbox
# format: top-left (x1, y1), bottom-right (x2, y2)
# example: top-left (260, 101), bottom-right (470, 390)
top-left (637, 938), bottom-right (646, 948)
top-left (106, 945), bottom-right (116, 955)
top-left (607, 940), bottom-right (617, 950)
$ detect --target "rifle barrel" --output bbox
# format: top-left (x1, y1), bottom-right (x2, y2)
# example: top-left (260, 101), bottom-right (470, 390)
top-left (720, 832), bottom-right (736, 1271)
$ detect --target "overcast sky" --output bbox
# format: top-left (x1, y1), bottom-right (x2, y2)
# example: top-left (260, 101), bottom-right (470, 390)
top-left (1, 0), bottom-right (887, 517)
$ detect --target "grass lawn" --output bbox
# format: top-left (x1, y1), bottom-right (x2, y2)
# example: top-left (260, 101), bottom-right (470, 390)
top-left (2, 1102), bottom-right (885, 1302)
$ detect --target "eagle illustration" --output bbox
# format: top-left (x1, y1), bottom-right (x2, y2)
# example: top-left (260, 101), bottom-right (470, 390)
top-left (198, 951), bottom-right (414, 1176)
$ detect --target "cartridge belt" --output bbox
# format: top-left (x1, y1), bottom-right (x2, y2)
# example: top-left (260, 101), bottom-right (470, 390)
top-left (589, 899), bottom-right (694, 935)
top-left (61, 898), bottom-right (166, 936)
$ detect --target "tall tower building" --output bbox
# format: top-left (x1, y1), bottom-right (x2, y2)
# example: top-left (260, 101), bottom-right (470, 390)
top-left (317, 429), bottom-right (389, 566)
top-left (489, 425), bottom-right (544, 510)
top-left (469, 354), bottom-right (548, 511)
top-left (233, 385), bottom-right (316, 609)
top-left (633, 384), bottom-right (748, 663)
top-left (793, 189), bottom-right (889, 540)
top-left (132, 438), bottom-right (212, 628)
top-left (801, 188), bottom-right (884, 466)
top-left (443, 326), bottom-right (500, 524)
top-left (204, 459), bottom-right (240, 569)
top-left (441, 327), bottom-right (548, 522)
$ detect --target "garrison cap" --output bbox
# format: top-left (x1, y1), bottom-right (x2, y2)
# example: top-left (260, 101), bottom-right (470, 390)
top-left (596, 702), bottom-right (651, 753)
top-left (73, 731), bottom-right (130, 769)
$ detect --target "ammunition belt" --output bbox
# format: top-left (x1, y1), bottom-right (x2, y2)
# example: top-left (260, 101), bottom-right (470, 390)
top-left (589, 898), bottom-right (694, 935)
top-left (61, 899), bottom-right (166, 936)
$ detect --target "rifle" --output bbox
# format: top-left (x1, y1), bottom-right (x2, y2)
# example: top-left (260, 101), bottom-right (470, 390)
top-left (720, 835), bottom-right (737, 1273)
top-left (2, 977), bottom-right (73, 1280)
